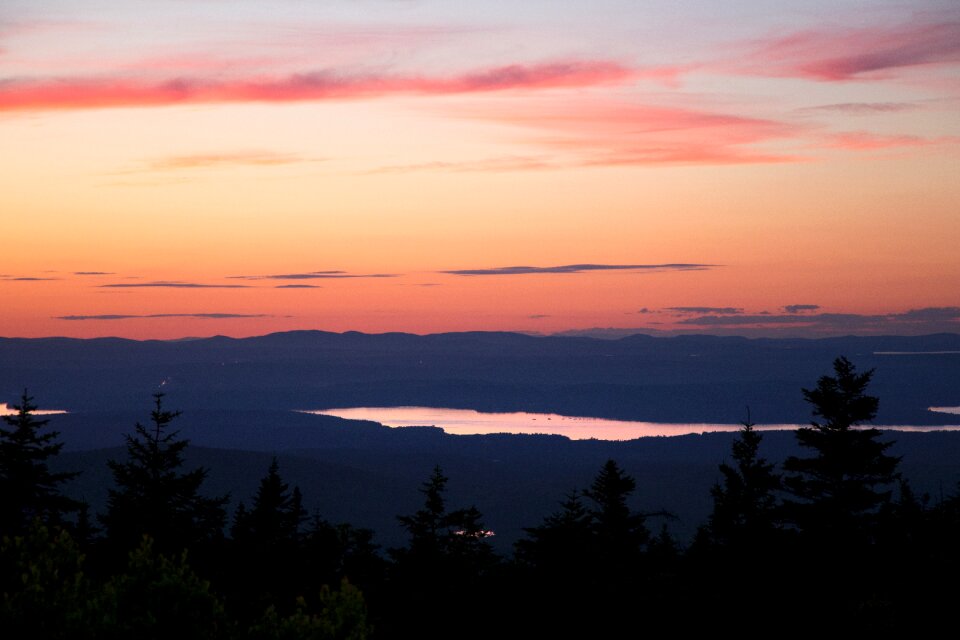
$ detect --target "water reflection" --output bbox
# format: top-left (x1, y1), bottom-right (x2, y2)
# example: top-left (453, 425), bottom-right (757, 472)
top-left (930, 406), bottom-right (960, 415)
top-left (0, 405), bottom-right (68, 417)
top-left (307, 407), bottom-right (800, 440)
top-left (307, 407), bottom-right (960, 441)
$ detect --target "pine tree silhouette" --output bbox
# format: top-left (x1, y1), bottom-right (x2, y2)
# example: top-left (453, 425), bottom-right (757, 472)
top-left (0, 390), bottom-right (79, 535)
top-left (232, 457), bottom-right (306, 548)
top-left (100, 393), bottom-right (227, 552)
top-left (703, 412), bottom-right (781, 549)
top-left (584, 459), bottom-right (650, 567)
top-left (783, 357), bottom-right (900, 545)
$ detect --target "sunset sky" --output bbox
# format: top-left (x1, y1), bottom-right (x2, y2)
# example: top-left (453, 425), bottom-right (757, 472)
top-left (2, 0), bottom-right (958, 339)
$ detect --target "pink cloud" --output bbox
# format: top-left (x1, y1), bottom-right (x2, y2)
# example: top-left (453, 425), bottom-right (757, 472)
top-left (147, 151), bottom-right (311, 170)
top-left (466, 100), bottom-right (804, 166)
top-left (368, 156), bottom-right (556, 174)
top-left (821, 131), bottom-right (960, 150)
top-left (740, 18), bottom-right (960, 81)
top-left (0, 61), bottom-right (633, 111)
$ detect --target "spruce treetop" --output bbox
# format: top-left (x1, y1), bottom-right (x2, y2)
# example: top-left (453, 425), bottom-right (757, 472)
top-left (0, 390), bottom-right (79, 535)
top-left (101, 393), bottom-right (226, 552)
top-left (783, 357), bottom-right (900, 544)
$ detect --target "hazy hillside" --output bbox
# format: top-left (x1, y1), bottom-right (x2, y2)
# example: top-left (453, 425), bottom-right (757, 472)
top-left (3, 331), bottom-right (959, 425)
top-left (50, 408), bottom-right (960, 549)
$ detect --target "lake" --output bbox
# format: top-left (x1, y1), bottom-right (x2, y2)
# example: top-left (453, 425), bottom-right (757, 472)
top-left (307, 406), bottom-right (960, 441)
top-left (0, 405), bottom-right (68, 417)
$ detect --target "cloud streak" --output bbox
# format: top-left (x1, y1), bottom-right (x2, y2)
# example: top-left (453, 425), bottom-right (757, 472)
top-left (368, 155), bottom-right (556, 174)
top-left (462, 99), bottom-right (805, 166)
top-left (442, 263), bottom-right (715, 276)
top-left (740, 18), bottom-right (960, 81)
top-left (0, 61), bottom-right (633, 112)
top-left (232, 271), bottom-right (396, 280)
top-left (56, 313), bottom-right (271, 321)
top-left (821, 131), bottom-right (958, 150)
top-left (147, 151), bottom-right (313, 171)
top-left (799, 102), bottom-right (918, 114)
top-left (99, 281), bottom-right (251, 288)
top-left (667, 306), bottom-right (743, 314)
top-left (678, 307), bottom-right (960, 333)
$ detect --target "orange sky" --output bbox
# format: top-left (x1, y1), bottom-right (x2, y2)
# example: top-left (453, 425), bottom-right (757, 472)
top-left (1, 1), bottom-right (958, 339)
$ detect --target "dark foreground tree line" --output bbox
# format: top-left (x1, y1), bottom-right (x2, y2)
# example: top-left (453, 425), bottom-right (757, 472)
top-left (2, 357), bottom-right (960, 637)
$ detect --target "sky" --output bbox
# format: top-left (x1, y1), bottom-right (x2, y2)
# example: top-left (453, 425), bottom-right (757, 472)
top-left (1, 0), bottom-right (958, 339)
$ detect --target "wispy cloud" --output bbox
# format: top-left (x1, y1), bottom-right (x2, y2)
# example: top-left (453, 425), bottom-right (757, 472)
top-left (0, 60), bottom-right (633, 112)
top-left (442, 263), bottom-right (715, 276)
top-left (738, 18), bottom-right (960, 81)
top-left (275, 284), bottom-right (321, 289)
top-left (147, 150), bottom-right (313, 171)
top-left (678, 307), bottom-right (960, 334)
top-left (99, 281), bottom-right (251, 288)
top-left (784, 304), bottom-right (820, 313)
top-left (231, 271), bottom-right (397, 280)
top-left (73, 271), bottom-right (114, 276)
top-left (667, 306), bottom-right (743, 314)
top-left (1, 276), bottom-right (59, 281)
top-left (56, 313), bottom-right (271, 321)
top-left (367, 155), bottom-right (555, 174)
top-left (462, 99), bottom-right (804, 166)
top-left (798, 102), bottom-right (918, 115)
top-left (820, 131), bottom-right (958, 150)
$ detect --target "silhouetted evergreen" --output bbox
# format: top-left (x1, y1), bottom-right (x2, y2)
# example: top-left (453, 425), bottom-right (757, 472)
top-left (225, 458), bottom-right (309, 619)
top-left (700, 414), bottom-right (781, 549)
top-left (300, 515), bottom-right (385, 602)
top-left (232, 458), bottom-right (306, 548)
top-left (685, 416), bottom-right (788, 630)
top-left (5, 363), bottom-right (960, 634)
top-left (391, 466), bottom-right (496, 578)
top-left (516, 461), bottom-right (651, 578)
top-left (100, 394), bottom-right (227, 554)
top-left (511, 460), bottom-right (655, 634)
top-left (386, 466), bottom-right (498, 638)
top-left (515, 489), bottom-right (592, 576)
top-left (0, 391), bottom-right (80, 536)
top-left (585, 459), bottom-right (650, 571)
top-left (783, 357), bottom-right (900, 545)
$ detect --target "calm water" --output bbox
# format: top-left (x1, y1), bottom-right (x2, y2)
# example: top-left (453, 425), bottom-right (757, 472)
top-left (307, 406), bottom-right (960, 441)
top-left (4, 404), bottom-right (957, 442)
top-left (0, 406), bottom-right (68, 417)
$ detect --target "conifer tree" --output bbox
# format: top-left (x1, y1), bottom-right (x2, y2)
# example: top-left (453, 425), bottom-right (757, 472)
top-left (704, 413), bottom-right (781, 548)
top-left (0, 390), bottom-right (79, 535)
top-left (515, 490), bottom-right (592, 573)
top-left (389, 466), bottom-right (496, 638)
top-left (584, 459), bottom-right (650, 564)
top-left (783, 357), bottom-right (900, 544)
top-left (231, 458), bottom-right (306, 547)
top-left (100, 393), bottom-right (227, 552)
top-left (394, 465), bottom-right (450, 564)
top-left (392, 465), bottom-right (496, 581)
top-left (517, 460), bottom-right (650, 579)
